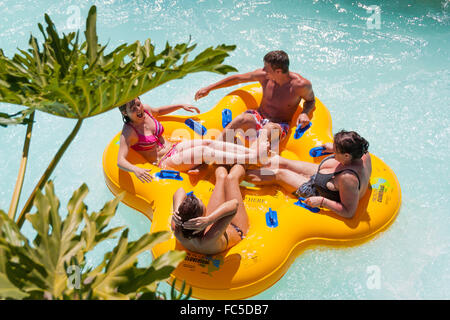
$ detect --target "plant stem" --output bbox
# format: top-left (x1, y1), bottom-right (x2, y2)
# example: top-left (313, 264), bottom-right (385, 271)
top-left (16, 118), bottom-right (83, 228)
top-left (8, 111), bottom-right (35, 221)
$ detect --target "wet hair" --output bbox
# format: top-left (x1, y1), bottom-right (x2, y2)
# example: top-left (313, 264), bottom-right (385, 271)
top-left (177, 195), bottom-right (204, 239)
top-left (118, 97), bottom-right (141, 124)
top-left (334, 130), bottom-right (369, 159)
top-left (263, 50), bottom-right (289, 73)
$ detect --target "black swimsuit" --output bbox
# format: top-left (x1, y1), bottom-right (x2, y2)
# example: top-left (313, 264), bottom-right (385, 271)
top-left (295, 155), bottom-right (361, 202)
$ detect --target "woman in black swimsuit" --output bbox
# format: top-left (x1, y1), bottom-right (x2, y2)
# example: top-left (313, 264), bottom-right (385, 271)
top-left (246, 130), bottom-right (372, 219)
top-left (171, 164), bottom-right (249, 255)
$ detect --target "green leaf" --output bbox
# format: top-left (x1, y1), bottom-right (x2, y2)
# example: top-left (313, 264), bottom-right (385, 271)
top-left (0, 273), bottom-right (29, 299)
top-left (0, 5), bottom-right (237, 120)
top-left (84, 5), bottom-right (98, 67)
top-left (0, 109), bottom-right (34, 127)
top-left (90, 230), bottom-right (172, 297)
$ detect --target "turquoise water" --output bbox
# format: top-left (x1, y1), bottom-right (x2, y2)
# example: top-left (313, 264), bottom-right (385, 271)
top-left (1, 0), bottom-right (449, 299)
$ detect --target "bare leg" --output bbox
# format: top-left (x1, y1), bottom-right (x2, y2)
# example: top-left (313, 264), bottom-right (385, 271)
top-left (278, 157), bottom-right (319, 177)
top-left (174, 139), bottom-right (254, 154)
top-left (205, 166), bottom-right (227, 213)
top-left (219, 112), bottom-right (258, 142)
top-left (163, 146), bottom-right (258, 171)
top-left (246, 168), bottom-right (310, 194)
top-left (207, 139), bottom-right (255, 154)
top-left (224, 164), bottom-right (249, 235)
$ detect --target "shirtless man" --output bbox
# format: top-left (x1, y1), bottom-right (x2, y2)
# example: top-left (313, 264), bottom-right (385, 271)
top-left (195, 50), bottom-right (316, 146)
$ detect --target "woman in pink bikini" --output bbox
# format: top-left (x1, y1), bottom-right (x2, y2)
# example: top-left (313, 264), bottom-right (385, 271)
top-left (117, 97), bottom-right (259, 183)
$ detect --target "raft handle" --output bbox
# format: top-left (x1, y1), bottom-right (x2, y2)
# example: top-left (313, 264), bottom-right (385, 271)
top-left (294, 197), bottom-right (320, 213)
top-left (155, 170), bottom-right (183, 181)
top-left (265, 208), bottom-right (279, 228)
top-left (185, 118), bottom-right (207, 136)
top-left (222, 108), bottom-right (232, 128)
top-left (309, 146), bottom-right (332, 158)
top-left (294, 122), bottom-right (312, 139)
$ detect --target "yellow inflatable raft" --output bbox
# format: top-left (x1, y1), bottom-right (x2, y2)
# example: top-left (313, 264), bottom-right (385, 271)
top-left (102, 83), bottom-right (401, 300)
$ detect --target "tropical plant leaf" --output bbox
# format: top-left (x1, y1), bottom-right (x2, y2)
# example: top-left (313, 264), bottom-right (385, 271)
top-left (88, 229), bottom-right (173, 298)
top-left (0, 108), bottom-right (34, 127)
top-left (117, 250), bottom-right (186, 297)
top-left (0, 273), bottom-right (29, 299)
top-left (0, 182), bottom-right (187, 300)
top-left (0, 5), bottom-right (237, 120)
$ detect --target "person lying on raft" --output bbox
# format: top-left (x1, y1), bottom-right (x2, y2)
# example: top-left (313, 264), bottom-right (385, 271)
top-left (246, 130), bottom-right (372, 219)
top-left (117, 97), bottom-right (260, 183)
top-left (171, 164), bottom-right (249, 255)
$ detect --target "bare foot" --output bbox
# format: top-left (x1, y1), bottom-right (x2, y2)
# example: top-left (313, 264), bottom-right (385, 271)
top-left (246, 168), bottom-right (276, 183)
top-left (187, 163), bottom-right (208, 175)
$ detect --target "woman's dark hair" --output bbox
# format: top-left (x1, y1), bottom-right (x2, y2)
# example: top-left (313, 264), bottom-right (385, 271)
top-left (334, 130), bottom-right (369, 159)
top-left (263, 50), bottom-right (290, 73)
top-left (177, 195), bottom-right (204, 239)
top-left (118, 97), bottom-right (141, 123)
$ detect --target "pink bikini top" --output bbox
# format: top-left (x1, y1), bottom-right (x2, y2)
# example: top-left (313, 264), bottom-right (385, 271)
top-left (129, 110), bottom-right (164, 151)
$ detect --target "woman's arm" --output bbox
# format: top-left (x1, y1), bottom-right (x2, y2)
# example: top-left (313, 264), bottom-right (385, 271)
top-left (172, 188), bottom-right (186, 213)
top-left (171, 188), bottom-right (186, 231)
top-left (117, 130), bottom-right (153, 183)
top-left (145, 104), bottom-right (200, 117)
top-left (182, 199), bottom-right (238, 235)
top-left (305, 173), bottom-right (360, 219)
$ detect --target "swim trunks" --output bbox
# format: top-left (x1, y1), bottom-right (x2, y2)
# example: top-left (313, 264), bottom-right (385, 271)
top-left (244, 109), bottom-right (290, 139)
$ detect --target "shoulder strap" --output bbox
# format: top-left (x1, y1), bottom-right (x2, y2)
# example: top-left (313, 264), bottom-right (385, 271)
top-left (334, 169), bottom-right (361, 190)
top-left (127, 123), bottom-right (140, 136)
top-left (317, 155), bottom-right (335, 170)
top-left (145, 110), bottom-right (163, 136)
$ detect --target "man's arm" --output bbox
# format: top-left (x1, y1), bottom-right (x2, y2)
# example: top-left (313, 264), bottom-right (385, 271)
top-left (295, 81), bottom-right (316, 128)
top-left (195, 69), bottom-right (265, 100)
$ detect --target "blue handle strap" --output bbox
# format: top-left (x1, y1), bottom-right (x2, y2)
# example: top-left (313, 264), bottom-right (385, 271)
top-left (294, 122), bottom-right (312, 139)
top-left (222, 108), bottom-right (232, 128)
top-left (155, 170), bottom-right (183, 181)
top-left (294, 197), bottom-right (321, 213)
top-left (309, 146), bottom-right (332, 158)
top-left (185, 118), bottom-right (207, 136)
top-left (265, 208), bottom-right (279, 228)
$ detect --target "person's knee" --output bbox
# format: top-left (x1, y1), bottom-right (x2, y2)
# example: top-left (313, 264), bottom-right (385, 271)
top-left (232, 113), bottom-right (255, 128)
top-left (230, 164), bottom-right (245, 177)
top-left (273, 168), bottom-right (288, 180)
top-left (226, 165), bottom-right (245, 182)
top-left (262, 123), bottom-right (281, 140)
top-left (202, 139), bottom-right (214, 147)
top-left (215, 166), bottom-right (228, 180)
